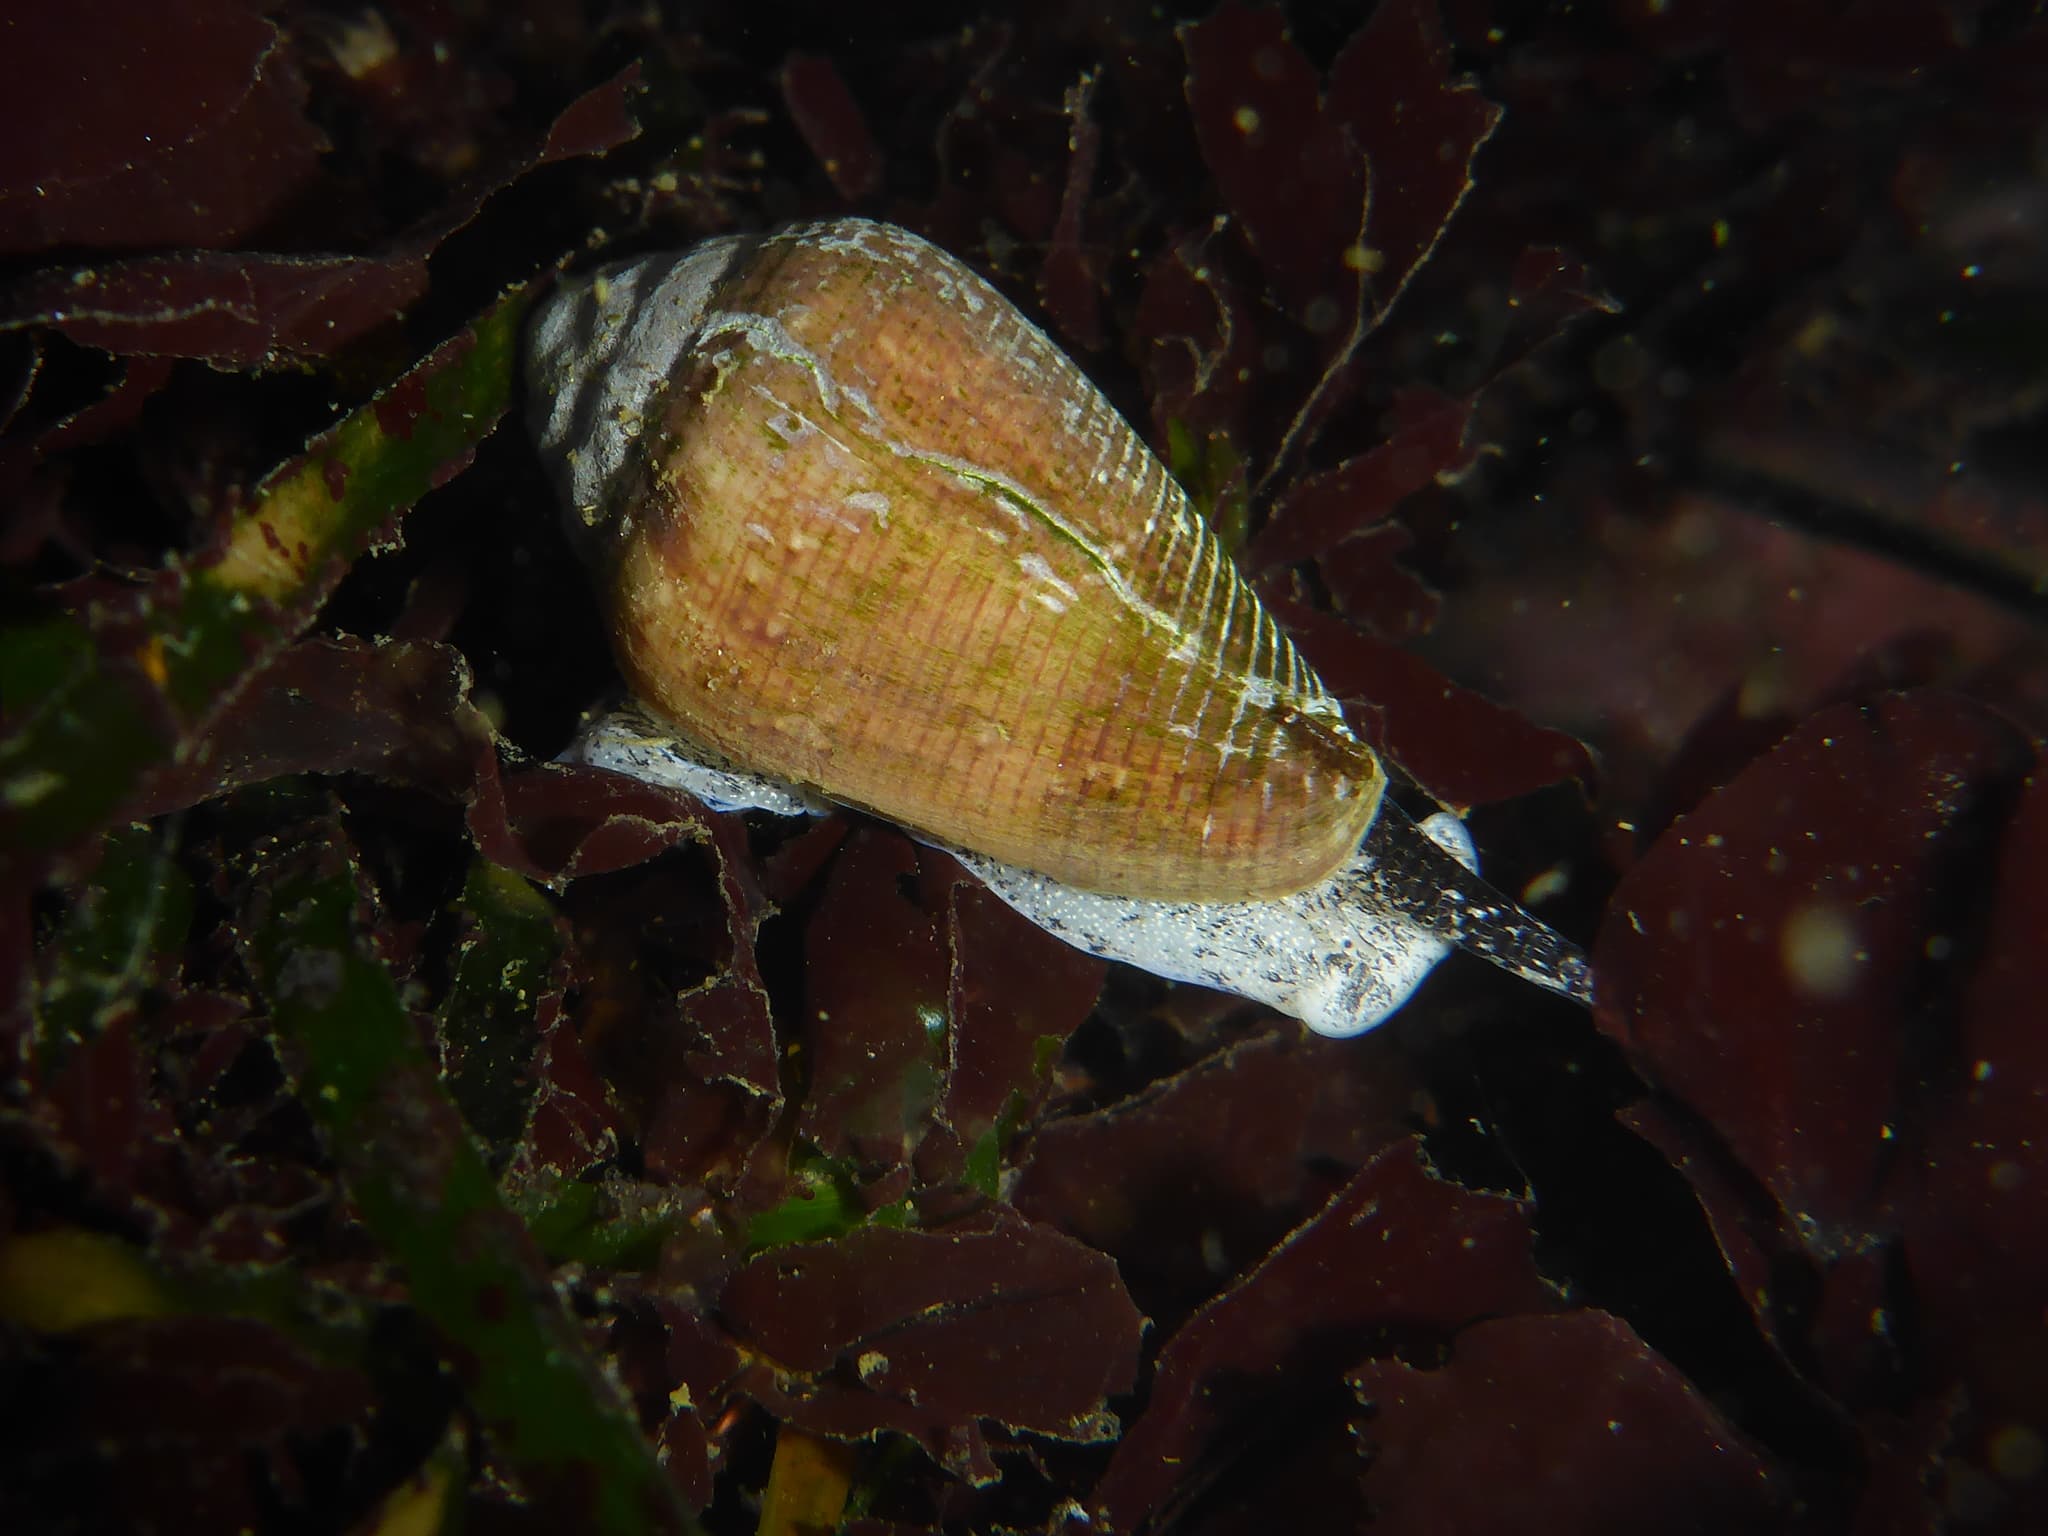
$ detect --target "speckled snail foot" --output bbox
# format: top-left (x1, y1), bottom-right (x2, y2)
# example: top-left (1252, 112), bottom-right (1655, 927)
top-left (527, 218), bottom-right (1594, 1036)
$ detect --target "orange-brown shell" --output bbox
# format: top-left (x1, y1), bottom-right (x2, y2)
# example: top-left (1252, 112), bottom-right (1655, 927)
top-left (530, 219), bottom-right (1384, 903)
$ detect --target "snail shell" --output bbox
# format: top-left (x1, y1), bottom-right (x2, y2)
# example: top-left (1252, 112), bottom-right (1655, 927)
top-left (528, 218), bottom-right (1379, 905)
top-left (528, 218), bottom-right (1594, 1033)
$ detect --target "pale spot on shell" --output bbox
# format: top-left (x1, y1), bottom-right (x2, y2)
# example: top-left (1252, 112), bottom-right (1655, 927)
top-left (804, 501), bottom-right (865, 534)
top-left (1080, 761), bottom-right (1132, 795)
top-left (844, 489), bottom-right (892, 525)
top-left (1017, 552), bottom-right (1079, 602)
top-left (772, 713), bottom-right (831, 753)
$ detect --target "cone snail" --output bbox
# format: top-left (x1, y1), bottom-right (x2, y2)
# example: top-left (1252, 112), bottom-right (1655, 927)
top-left (526, 217), bottom-right (1593, 1035)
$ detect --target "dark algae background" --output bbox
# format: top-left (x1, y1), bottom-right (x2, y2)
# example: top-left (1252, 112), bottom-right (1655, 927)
top-left (3, 2), bottom-right (2045, 1532)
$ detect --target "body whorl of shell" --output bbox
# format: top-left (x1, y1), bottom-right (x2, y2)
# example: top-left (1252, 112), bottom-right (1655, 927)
top-left (529, 218), bottom-right (1384, 903)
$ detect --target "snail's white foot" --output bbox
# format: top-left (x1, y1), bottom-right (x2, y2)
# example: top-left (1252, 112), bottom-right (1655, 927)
top-left (561, 702), bottom-right (824, 817)
top-left (563, 708), bottom-right (1587, 1037)
top-left (955, 812), bottom-right (1476, 1038)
